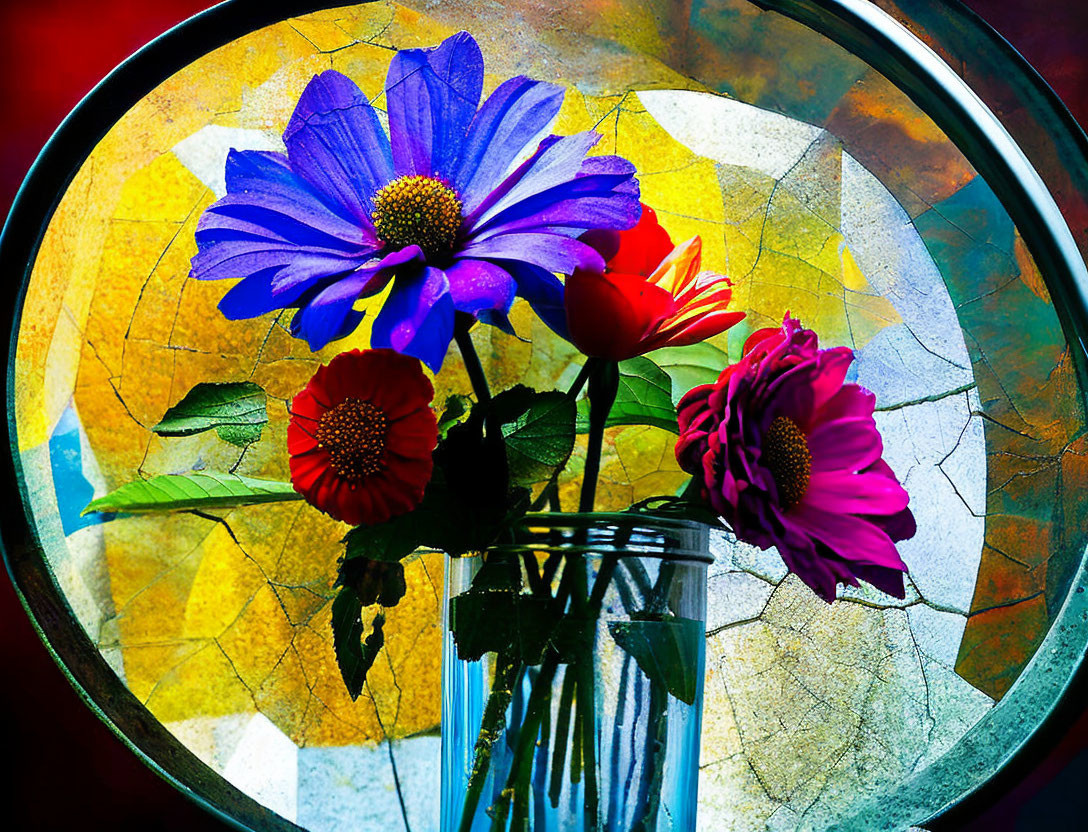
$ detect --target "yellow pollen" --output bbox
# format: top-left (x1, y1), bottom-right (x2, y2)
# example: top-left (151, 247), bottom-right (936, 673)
top-left (372, 175), bottom-right (463, 256)
top-left (315, 398), bottom-right (388, 482)
top-left (763, 416), bottom-right (811, 509)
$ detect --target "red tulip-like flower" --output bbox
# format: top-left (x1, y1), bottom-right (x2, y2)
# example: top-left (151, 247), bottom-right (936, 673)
top-left (675, 315), bottom-right (915, 601)
top-left (564, 205), bottom-right (744, 361)
top-left (288, 349), bottom-right (437, 526)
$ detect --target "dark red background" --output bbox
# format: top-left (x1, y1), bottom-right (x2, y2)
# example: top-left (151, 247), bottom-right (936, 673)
top-left (1, 1), bottom-right (1085, 829)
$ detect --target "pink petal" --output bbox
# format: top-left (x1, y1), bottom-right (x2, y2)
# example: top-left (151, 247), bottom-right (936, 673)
top-left (807, 417), bottom-right (883, 473)
top-left (773, 512), bottom-right (838, 602)
top-left (851, 564), bottom-right (906, 599)
top-left (803, 470), bottom-right (909, 515)
top-left (789, 503), bottom-right (908, 570)
top-left (810, 347), bottom-right (853, 411)
top-left (818, 383), bottom-right (876, 422)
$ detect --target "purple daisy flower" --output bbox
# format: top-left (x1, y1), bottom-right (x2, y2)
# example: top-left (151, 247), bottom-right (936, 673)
top-left (189, 31), bottom-right (641, 370)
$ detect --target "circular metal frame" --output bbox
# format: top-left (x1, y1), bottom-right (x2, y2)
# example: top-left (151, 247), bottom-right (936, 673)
top-left (2, 1), bottom-right (1086, 829)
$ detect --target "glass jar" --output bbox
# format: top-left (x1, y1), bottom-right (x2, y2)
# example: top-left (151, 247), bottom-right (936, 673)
top-left (442, 513), bottom-right (712, 831)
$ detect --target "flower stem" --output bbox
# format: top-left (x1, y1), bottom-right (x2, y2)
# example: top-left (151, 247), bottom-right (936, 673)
top-left (568, 357), bottom-right (600, 399)
top-left (548, 665), bottom-right (577, 807)
top-left (454, 318), bottom-right (492, 406)
top-left (579, 361), bottom-right (620, 513)
top-left (576, 657), bottom-right (599, 828)
top-left (489, 654), bottom-right (560, 830)
top-left (630, 680), bottom-right (668, 832)
top-left (459, 650), bottom-right (521, 832)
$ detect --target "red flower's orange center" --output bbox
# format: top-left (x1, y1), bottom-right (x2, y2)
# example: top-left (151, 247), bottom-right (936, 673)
top-left (315, 398), bottom-right (389, 482)
top-left (372, 175), bottom-right (463, 256)
top-left (763, 416), bottom-right (811, 509)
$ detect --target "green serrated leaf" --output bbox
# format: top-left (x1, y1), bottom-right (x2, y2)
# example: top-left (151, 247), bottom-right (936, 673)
top-left (331, 588), bottom-right (385, 700)
top-left (82, 471), bottom-right (301, 514)
top-left (576, 357), bottom-right (678, 434)
top-left (499, 390), bottom-right (577, 486)
top-left (645, 343), bottom-right (729, 404)
top-left (608, 615), bottom-right (704, 705)
top-left (154, 382), bottom-right (268, 445)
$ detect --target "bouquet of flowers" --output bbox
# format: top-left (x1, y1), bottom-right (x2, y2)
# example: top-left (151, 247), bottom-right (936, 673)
top-left (86, 31), bottom-right (914, 831)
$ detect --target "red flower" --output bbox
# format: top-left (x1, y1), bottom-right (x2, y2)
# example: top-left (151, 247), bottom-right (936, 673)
top-left (564, 205), bottom-right (744, 361)
top-left (288, 349), bottom-right (437, 526)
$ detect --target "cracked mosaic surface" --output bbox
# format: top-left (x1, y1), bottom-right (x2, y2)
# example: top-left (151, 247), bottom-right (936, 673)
top-left (11, 1), bottom-right (1087, 830)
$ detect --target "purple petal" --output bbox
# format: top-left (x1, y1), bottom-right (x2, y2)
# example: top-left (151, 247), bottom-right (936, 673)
top-left (289, 272), bottom-right (374, 351)
top-left (760, 359), bottom-right (821, 429)
top-left (221, 149), bottom-right (366, 242)
top-left (283, 71), bottom-right (394, 223)
top-left (465, 132), bottom-right (601, 229)
top-left (502, 261), bottom-right (568, 339)
top-left (456, 232), bottom-right (604, 275)
top-left (807, 416), bottom-right (883, 473)
top-left (198, 196), bottom-right (367, 252)
top-left (444, 259), bottom-right (516, 319)
top-left (191, 241), bottom-right (365, 287)
top-left (287, 246), bottom-right (427, 351)
top-left (385, 31), bottom-right (483, 179)
top-left (194, 150), bottom-right (377, 287)
top-left (466, 171), bottom-right (642, 242)
top-left (372, 266), bottom-right (455, 371)
top-left (578, 154), bottom-right (640, 179)
top-left (811, 348), bottom-right (855, 412)
top-left (218, 267), bottom-right (312, 319)
top-left (455, 76), bottom-right (564, 213)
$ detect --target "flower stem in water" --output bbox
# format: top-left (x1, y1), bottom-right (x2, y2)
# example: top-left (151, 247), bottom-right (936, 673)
top-left (459, 651), bottom-right (521, 832)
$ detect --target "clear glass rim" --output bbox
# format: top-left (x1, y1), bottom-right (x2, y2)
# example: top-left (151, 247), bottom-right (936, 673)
top-left (482, 511), bottom-right (715, 564)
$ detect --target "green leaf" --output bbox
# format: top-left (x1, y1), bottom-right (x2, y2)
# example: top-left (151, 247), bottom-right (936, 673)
top-left (82, 471), bottom-right (301, 514)
top-left (645, 343), bottom-right (729, 404)
top-left (498, 389), bottom-right (577, 486)
top-left (576, 357), bottom-right (678, 434)
top-left (331, 587), bottom-right (385, 700)
top-left (343, 513), bottom-right (432, 564)
top-left (336, 556), bottom-right (407, 608)
top-left (608, 615), bottom-right (704, 705)
top-left (451, 589), bottom-right (517, 662)
top-left (213, 424), bottom-right (263, 447)
top-left (437, 394), bottom-right (473, 440)
top-left (154, 382), bottom-right (268, 447)
top-left (450, 589), bottom-right (560, 665)
top-left (450, 557), bottom-right (562, 664)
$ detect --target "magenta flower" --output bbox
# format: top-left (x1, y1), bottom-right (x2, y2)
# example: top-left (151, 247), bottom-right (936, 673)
top-left (675, 314), bottom-right (915, 601)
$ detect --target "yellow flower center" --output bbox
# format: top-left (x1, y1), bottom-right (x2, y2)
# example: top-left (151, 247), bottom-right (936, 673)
top-left (763, 416), bottom-right (811, 509)
top-left (316, 398), bottom-right (388, 482)
top-left (372, 175), bottom-right (463, 256)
